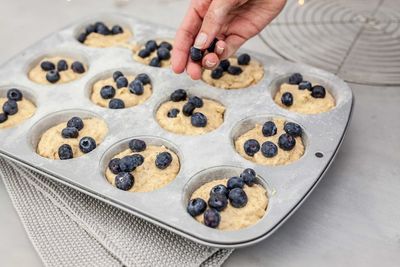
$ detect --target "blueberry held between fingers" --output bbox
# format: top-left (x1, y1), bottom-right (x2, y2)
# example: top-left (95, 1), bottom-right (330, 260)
top-left (311, 85), bottom-right (326, 98)
top-left (208, 193), bottom-right (228, 211)
top-left (108, 158), bottom-right (122, 174)
top-left (191, 112), bottom-right (207, 127)
top-left (111, 25), bottom-right (124, 34)
top-left (288, 73), bottom-right (303, 85)
top-left (159, 41), bottom-right (173, 51)
top-left (155, 151), bottom-right (173, 169)
top-left (2, 100), bottom-right (18, 115)
top-left (227, 66), bottom-right (243, 75)
top-left (128, 139), bottom-right (146, 152)
top-left (115, 172), bottom-right (134, 191)
top-left (211, 67), bottom-right (224, 79)
top-left (203, 209), bottom-right (220, 228)
top-left (299, 81), bottom-right (312, 90)
top-left (243, 139), bottom-right (260, 157)
top-left (187, 198), bottom-right (207, 217)
top-left (109, 98), bottom-right (125, 109)
top-left (145, 40), bottom-right (158, 52)
top-left (135, 73), bottom-right (151, 85)
top-left (210, 184), bottom-right (229, 197)
top-left (71, 61), bottom-right (85, 74)
top-left (284, 122), bottom-right (302, 137)
top-left (116, 76), bottom-right (128, 89)
top-left (207, 38), bottom-right (218, 52)
top-left (262, 121), bottom-right (277, 137)
top-left (129, 80), bottom-right (144, 95)
top-left (261, 141), bottom-right (278, 158)
top-left (149, 57), bottom-right (161, 67)
top-left (219, 59), bottom-right (230, 71)
top-left (182, 102), bottom-right (195, 116)
top-left (58, 144), bottom-right (73, 160)
top-left (167, 108), bottom-right (180, 118)
top-left (7, 88), bottom-right (23, 101)
top-left (278, 133), bottom-right (296, 151)
top-left (170, 89), bottom-right (187, 102)
top-left (100, 85), bottom-right (116, 99)
top-left (67, 117), bottom-right (84, 131)
top-left (157, 47), bottom-right (171, 60)
top-left (240, 171), bottom-right (256, 186)
top-left (237, 53), bottom-right (251, 65)
top-left (228, 188), bottom-right (248, 208)
top-left (190, 47), bottom-right (203, 62)
top-left (227, 176), bottom-right (244, 190)
top-left (0, 113), bottom-right (8, 124)
top-left (46, 70), bottom-right (60, 83)
top-left (138, 49), bottom-right (151, 58)
top-left (40, 61), bottom-right (55, 71)
top-left (188, 96), bottom-right (203, 108)
top-left (79, 136), bottom-right (97, 153)
top-left (281, 92), bottom-right (293, 106)
top-left (61, 127), bottom-right (79, 138)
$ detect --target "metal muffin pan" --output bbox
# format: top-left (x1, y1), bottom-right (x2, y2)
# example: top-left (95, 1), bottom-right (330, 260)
top-left (0, 13), bottom-right (353, 248)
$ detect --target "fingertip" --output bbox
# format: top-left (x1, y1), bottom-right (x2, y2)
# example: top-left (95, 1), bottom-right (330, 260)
top-left (202, 53), bottom-right (220, 69)
top-left (215, 40), bottom-right (226, 56)
top-left (186, 61), bottom-right (202, 80)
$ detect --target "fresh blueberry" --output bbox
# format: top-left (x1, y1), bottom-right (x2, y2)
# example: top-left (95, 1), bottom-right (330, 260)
top-left (188, 96), bottom-right (203, 108)
top-left (261, 141), bottom-right (278, 158)
top-left (79, 136), bottom-right (96, 153)
top-left (58, 144), bottom-right (73, 160)
top-left (129, 139), bottom-right (146, 152)
top-left (77, 32), bottom-right (87, 43)
top-left (228, 188), bottom-right (248, 208)
top-left (0, 113), bottom-right (8, 123)
top-left (191, 112), bottom-right (207, 127)
top-left (157, 47), bottom-right (171, 60)
top-left (40, 61), bottom-right (55, 71)
top-left (208, 193), bottom-right (228, 211)
top-left (243, 139), bottom-right (260, 157)
top-left (227, 66), bottom-right (243, 75)
top-left (71, 61), bottom-right (85, 74)
top-left (7, 88), bottom-right (23, 101)
top-left (113, 71), bottom-right (124, 82)
top-left (96, 23), bottom-right (111, 35)
top-left (85, 24), bottom-right (96, 34)
top-left (219, 60), bottom-right (230, 71)
top-left (129, 80), bottom-right (144, 95)
top-left (138, 49), bottom-right (151, 58)
top-left (61, 127), bottom-right (79, 138)
top-left (167, 108), bottom-right (180, 118)
top-left (187, 198), bottom-right (207, 217)
top-left (211, 67), bottom-right (224, 79)
top-left (284, 122), bottom-right (302, 137)
top-left (159, 41), bottom-right (173, 51)
top-left (57, 60), bottom-right (68, 72)
top-left (108, 158), bottom-right (121, 174)
top-left (278, 133), bottom-right (296, 151)
top-left (240, 171), bottom-right (256, 186)
top-left (115, 172), bottom-right (134, 191)
top-left (145, 40), bottom-right (158, 52)
top-left (210, 184), bottom-right (229, 197)
top-left (299, 81), bottom-right (312, 90)
top-left (116, 76), bottom-right (128, 89)
top-left (135, 73), bottom-right (151, 85)
top-left (170, 89), bottom-right (187, 102)
top-left (242, 168), bottom-right (256, 177)
top-left (288, 73), bottom-right (303, 85)
top-left (67, 117), bottom-right (84, 131)
top-left (262, 121), bottom-right (277, 137)
top-left (149, 57), bottom-right (161, 67)
top-left (190, 47), bottom-right (203, 62)
top-left (182, 102), bottom-right (195, 116)
top-left (2, 100), bottom-right (18, 115)
top-left (155, 151), bottom-right (172, 169)
top-left (227, 176), bottom-right (244, 190)
top-left (111, 25), bottom-right (124, 34)
top-left (203, 209), bottom-right (220, 228)
top-left (100, 85), bottom-right (116, 99)
top-left (118, 156), bottom-right (137, 172)
top-left (281, 92), bottom-right (293, 106)
top-left (207, 38), bottom-right (218, 52)
top-left (46, 70), bottom-right (60, 83)
top-left (130, 154), bottom-right (145, 167)
top-left (237, 53), bottom-right (251, 65)
top-left (311, 85), bottom-right (326, 98)
top-left (109, 99), bottom-right (125, 109)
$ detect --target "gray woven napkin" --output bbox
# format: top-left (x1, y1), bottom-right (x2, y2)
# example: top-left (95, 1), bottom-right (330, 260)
top-left (0, 157), bottom-right (233, 266)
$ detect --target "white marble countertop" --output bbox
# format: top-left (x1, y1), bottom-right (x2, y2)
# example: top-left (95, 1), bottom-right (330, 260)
top-left (0, 0), bottom-right (399, 266)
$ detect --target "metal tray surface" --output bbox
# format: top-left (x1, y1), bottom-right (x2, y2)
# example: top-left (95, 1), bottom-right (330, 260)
top-left (0, 13), bottom-right (353, 248)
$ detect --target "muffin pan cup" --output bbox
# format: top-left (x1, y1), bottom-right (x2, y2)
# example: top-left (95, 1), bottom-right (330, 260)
top-left (0, 13), bottom-right (353, 248)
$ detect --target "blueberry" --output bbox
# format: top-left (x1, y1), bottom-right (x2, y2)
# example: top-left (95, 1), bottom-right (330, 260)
top-left (167, 108), bottom-right (180, 118)
top-left (109, 99), bottom-right (125, 109)
top-left (157, 47), bottom-right (171, 60)
top-left (219, 59), bottom-right (230, 71)
top-left (237, 53), bottom-right (251, 65)
top-left (7, 88), bottom-right (23, 101)
top-left (111, 25), bottom-right (124, 34)
top-left (261, 141), bottom-right (278, 158)
top-left (130, 154), bottom-right (145, 167)
top-left (145, 40), bottom-right (158, 52)
top-left (159, 41), bottom-right (173, 51)
top-left (58, 144), bottom-right (73, 160)
top-left (190, 47), bottom-right (203, 62)
top-left (61, 127), bottom-right (79, 138)
top-left (281, 92), bottom-right (293, 106)
top-left (100, 85), bottom-right (116, 99)
top-left (116, 76), bottom-right (128, 89)
top-left (211, 67), bottom-right (224, 79)
top-left (129, 80), bottom-right (144, 95)
top-left (278, 133), bottom-right (296, 151)
top-left (115, 172), bottom-right (134, 191)
top-left (67, 117), bottom-right (84, 131)
top-left (242, 168), bottom-right (256, 177)
top-left (138, 49), bottom-right (151, 58)
top-left (207, 38), bottom-right (218, 52)
top-left (188, 96), bottom-right (203, 108)
top-left (0, 113), bottom-right (8, 123)
top-left (203, 209), bottom-right (220, 228)
top-left (155, 151), bottom-right (172, 169)
top-left (40, 61), bottom-right (55, 71)
top-left (57, 60), bottom-right (68, 72)
top-left (228, 188), bottom-right (248, 208)
top-left (262, 121), bottom-right (277, 137)
top-left (240, 171), bottom-right (256, 186)
top-left (85, 24), bottom-right (96, 34)
top-left (227, 66), bottom-right (243, 75)
top-left (71, 61), bottom-right (85, 74)
top-left (135, 73), bottom-right (151, 85)
top-left (191, 112), bottom-right (207, 127)
top-left (182, 102), bottom-right (195, 116)
top-left (46, 70), bottom-right (60, 83)
top-left (170, 89), bottom-right (187, 102)
top-left (210, 184), bottom-right (229, 197)
top-left (108, 158), bottom-right (121, 174)
top-left (243, 139), bottom-right (260, 157)
top-left (299, 81), bottom-right (312, 90)
top-left (284, 122), bottom-right (302, 137)
top-left (119, 156), bottom-right (137, 172)
top-left (113, 71), bottom-right (124, 82)
top-left (129, 139), bottom-right (146, 152)
top-left (187, 198), bottom-right (207, 217)
top-left (311, 85), bottom-right (326, 98)
top-left (96, 23), bottom-right (111, 35)
top-left (79, 136), bottom-right (96, 153)
top-left (2, 100), bottom-right (18, 115)
top-left (149, 57), bottom-right (161, 67)
top-left (208, 193), bottom-right (228, 211)
top-left (77, 32), bottom-right (87, 43)
top-left (227, 176), bottom-right (244, 190)
top-left (288, 73), bottom-right (303, 85)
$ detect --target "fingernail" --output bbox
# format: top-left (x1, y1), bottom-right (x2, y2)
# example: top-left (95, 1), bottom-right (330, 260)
top-left (216, 45), bottom-right (224, 55)
top-left (205, 60), bottom-right (216, 68)
top-left (194, 32), bottom-right (208, 49)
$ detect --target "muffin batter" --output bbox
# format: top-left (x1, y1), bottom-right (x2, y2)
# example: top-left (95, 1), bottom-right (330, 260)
top-left (0, 97), bottom-right (36, 129)
top-left (191, 178), bottom-right (268, 231)
top-left (37, 117), bottom-right (108, 159)
top-left (84, 29), bottom-right (132, 48)
top-left (235, 119), bottom-right (305, 166)
top-left (105, 145), bottom-right (180, 192)
top-left (133, 40), bottom-right (173, 67)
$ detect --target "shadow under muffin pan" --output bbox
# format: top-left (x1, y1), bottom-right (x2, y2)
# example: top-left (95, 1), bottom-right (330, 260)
top-left (0, 13), bottom-right (353, 248)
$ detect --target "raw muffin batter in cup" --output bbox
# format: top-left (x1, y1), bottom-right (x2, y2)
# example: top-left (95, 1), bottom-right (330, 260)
top-left (133, 39), bottom-right (174, 68)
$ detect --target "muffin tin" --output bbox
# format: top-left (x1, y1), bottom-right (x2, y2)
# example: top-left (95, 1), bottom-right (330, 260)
top-left (0, 14), bottom-right (353, 248)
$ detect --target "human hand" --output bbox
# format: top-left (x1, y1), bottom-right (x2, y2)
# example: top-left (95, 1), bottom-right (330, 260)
top-left (172, 0), bottom-right (286, 80)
